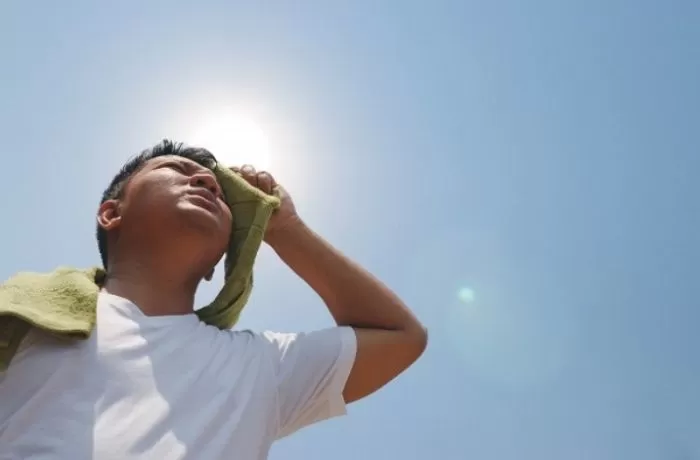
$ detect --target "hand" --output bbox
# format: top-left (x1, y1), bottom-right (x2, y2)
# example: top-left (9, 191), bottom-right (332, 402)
top-left (231, 165), bottom-right (300, 242)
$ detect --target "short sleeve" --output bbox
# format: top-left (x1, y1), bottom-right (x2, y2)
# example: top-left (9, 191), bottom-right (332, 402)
top-left (260, 327), bottom-right (357, 439)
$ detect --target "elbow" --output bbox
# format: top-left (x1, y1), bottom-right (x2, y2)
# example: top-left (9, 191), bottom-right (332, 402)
top-left (418, 325), bottom-right (429, 357)
top-left (408, 323), bottom-right (428, 362)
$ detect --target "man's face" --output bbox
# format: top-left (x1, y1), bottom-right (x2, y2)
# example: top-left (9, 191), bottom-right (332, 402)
top-left (105, 155), bottom-right (233, 265)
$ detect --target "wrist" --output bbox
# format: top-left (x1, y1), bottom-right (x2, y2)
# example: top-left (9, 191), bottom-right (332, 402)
top-left (265, 215), bottom-right (307, 249)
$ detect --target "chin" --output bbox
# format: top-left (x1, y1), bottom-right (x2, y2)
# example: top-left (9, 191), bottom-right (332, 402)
top-left (176, 204), bottom-right (227, 237)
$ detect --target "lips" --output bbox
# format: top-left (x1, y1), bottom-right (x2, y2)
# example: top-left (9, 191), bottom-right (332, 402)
top-left (187, 189), bottom-right (219, 213)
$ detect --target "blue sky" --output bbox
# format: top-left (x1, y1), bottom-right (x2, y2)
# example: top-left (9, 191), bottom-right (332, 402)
top-left (2, 1), bottom-right (699, 458)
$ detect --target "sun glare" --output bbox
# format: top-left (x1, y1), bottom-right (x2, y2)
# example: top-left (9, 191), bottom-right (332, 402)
top-left (189, 111), bottom-right (271, 170)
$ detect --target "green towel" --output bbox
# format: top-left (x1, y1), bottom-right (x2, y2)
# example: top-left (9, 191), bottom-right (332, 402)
top-left (0, 164), bottom-right (280, 371)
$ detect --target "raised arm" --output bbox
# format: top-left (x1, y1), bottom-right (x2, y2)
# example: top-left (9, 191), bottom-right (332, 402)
top-left (234, 164), bottom-right (427, 404)
top-left (266, 219), bottom-right (428, 403)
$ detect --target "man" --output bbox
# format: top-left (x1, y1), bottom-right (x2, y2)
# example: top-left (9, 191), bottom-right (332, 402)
top-left (0, 140), bottom-right (427, 459)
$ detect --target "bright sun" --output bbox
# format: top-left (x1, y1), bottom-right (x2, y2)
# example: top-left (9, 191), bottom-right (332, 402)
top-left (189, 112), bottom-right (271, 170)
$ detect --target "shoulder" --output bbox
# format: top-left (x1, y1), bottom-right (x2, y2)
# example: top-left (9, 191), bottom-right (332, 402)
top-left (219, 327), bottom-right (356, 370)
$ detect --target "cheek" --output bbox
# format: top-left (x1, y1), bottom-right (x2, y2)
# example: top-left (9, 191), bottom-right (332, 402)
top-left (217, 200), bottom-right (232, 220)
top-left (220, 210), bottom-right (234, 239)
top-left (127, 177), bottom-right (181, 212)
top-left (221, 202), bottom-right (233, 218)
top-left (144, 172), bottom-right (182, 196)
top-left (215, 213), bottom-right (233, 249)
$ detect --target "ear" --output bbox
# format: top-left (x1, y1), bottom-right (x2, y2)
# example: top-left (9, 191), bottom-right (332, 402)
top-left (204, 267), bottom-right (215, 282)
top-left (97, 199), bottom-right (122, 231)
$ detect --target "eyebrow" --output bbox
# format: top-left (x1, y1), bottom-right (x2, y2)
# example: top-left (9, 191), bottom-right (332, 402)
top-left (165, 157), bottom-right (213, 175)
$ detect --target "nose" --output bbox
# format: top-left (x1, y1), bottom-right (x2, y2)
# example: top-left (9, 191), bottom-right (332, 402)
top-left (190, 172), bottom-right (222, 198)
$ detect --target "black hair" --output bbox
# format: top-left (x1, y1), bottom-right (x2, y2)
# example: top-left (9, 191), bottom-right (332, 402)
top-left (96, 139), bottom-right (217, 269)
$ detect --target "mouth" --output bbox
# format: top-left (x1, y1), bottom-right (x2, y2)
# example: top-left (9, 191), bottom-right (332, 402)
top-left (186, 189), bottom-right (219, 213)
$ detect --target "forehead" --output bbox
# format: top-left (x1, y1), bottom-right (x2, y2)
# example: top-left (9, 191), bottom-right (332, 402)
top-left (146, 155), bottom-right (213, 173)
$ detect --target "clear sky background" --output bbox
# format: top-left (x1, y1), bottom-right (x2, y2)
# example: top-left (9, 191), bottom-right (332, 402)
top-left (1, 1), bottom-right (699, 459)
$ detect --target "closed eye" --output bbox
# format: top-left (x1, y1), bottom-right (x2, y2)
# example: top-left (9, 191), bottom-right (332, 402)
top-left (165, 162), bottom-right (188, 174)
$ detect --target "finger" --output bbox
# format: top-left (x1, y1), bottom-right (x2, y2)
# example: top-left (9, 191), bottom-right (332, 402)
top-left (257, 172), bottom-right (274, 194)
top-left (230, 166), bottom-right (241, 174)
top-left (240, 165), bottom-right (257, 186)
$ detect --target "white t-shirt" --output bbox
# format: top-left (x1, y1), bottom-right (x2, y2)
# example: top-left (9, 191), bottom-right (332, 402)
top-left (0, 292), bottom-right (357, 460)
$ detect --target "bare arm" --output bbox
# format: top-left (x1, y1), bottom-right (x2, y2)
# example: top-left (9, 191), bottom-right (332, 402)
top-left (266, 218), bottom-right (428, 403)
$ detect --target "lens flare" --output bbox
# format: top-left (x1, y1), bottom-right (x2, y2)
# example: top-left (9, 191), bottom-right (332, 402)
top-left (458, 287), bottom-right (476, 304)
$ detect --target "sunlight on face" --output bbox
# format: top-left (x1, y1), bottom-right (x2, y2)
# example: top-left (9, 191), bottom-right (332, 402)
top-left (190, 111), bottom-right (271, 170)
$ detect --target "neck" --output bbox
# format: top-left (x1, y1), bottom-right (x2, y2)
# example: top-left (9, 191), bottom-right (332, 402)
top-left (102, 256), bottom-right (201, 317)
